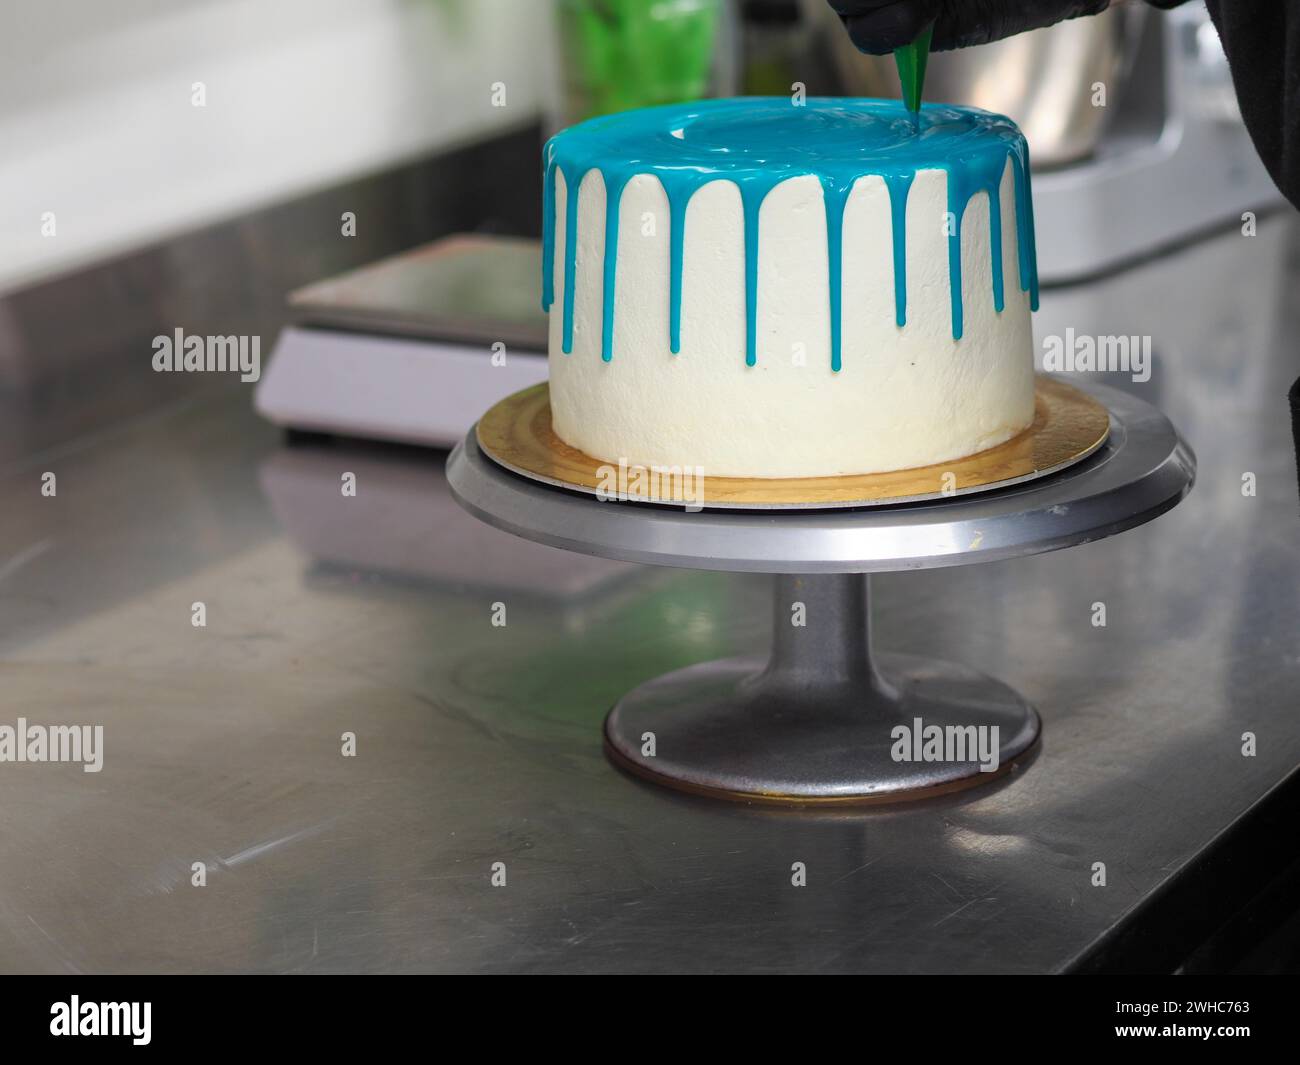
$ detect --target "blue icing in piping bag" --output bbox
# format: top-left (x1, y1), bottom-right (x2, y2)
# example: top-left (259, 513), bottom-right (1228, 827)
top-left (541, 97), bottom-right (1039, 370)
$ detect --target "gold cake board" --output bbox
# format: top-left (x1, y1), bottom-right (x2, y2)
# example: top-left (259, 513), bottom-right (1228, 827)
top-left (475, 375), bottom-right (1110, 510)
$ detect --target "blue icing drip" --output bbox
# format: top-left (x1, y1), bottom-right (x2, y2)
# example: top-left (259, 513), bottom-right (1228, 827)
top-left (737, 178), bottom-right (765, 367)
top-left (946, 177), bottom-right (965, 340)
top-left (883, 171), bottom-right (915, 328)
top-left (941, 147), bottom-right (1018, 341)
top-left (819, 174), bottom-right (852, 373)
top-left (988, 185), bottom-right (1005, 313)
top-left (560, 170), bottom-right (580, 354)
top-left (541, 147), bottom-right (557, 311)
top-left (1013, 161), bottom-right (1030, 293)
top-left (600, 172), bottom-right (630, 362)
top-left (541, 97), bottom-right (1039, 367)
top-left (1008, 146), bottom-right (1039, 310)
top-left (665, 179), bottom-right (689, 354)
top-left (1022, 157), bottom-right (1041, 310)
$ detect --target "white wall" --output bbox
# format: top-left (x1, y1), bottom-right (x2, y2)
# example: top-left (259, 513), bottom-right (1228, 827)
top-left (0, 0), bottom-right (556, 293)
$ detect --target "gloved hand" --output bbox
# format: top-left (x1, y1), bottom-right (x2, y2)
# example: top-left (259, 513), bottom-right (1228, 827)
top-left (828, 0), bottom-right (1114, 55)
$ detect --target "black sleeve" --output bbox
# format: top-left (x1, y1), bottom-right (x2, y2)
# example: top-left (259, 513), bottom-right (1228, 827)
top-left (1196, 0), bottom-right (1300, 210)
top-left (1291, 375), bottom-right (1300, 508)
top-left (1289, 371), bottom-right (1300, 509)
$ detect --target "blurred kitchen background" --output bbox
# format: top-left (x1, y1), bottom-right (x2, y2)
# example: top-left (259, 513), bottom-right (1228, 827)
top-left (1, 0), bottom-right (1284, 452)
top-left (1, 0), bottom-right (1298, 974)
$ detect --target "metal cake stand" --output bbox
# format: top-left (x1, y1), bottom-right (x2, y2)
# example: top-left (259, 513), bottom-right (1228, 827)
top-left (446, 382), bottom-right (1195, 804)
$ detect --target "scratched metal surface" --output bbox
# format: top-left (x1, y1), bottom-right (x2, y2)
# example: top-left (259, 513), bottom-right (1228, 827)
top-left (0, 203), bottom-right (1296, 972)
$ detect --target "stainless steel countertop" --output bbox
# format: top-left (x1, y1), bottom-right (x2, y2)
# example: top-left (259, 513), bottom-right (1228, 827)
top-left (0, 217), bottom-right (1296, 974)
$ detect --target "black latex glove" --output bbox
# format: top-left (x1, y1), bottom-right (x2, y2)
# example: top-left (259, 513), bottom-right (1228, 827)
top-left (829, 0), bottom-right (1112, 55)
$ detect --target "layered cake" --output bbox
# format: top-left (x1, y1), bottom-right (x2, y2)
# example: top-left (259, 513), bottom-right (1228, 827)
top-left (541, 98), bottom-right (1039, 478)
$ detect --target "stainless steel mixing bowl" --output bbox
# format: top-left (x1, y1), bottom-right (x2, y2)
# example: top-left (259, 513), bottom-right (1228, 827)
top-left (804, 0), bottom-right (1147, 168)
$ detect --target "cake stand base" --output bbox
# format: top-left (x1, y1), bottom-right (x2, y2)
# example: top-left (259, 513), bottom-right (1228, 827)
top-left (604, 574), bottom-right (1039, 804)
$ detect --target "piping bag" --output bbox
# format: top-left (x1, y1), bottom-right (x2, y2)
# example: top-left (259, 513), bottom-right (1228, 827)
top-left (893, 22), bottom-right (933, 127)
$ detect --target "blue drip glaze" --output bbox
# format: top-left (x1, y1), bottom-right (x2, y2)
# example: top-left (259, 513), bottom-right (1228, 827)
top-left (666, 183), bottom-right (689, 353)
top-left (1022, 159), bottom-right (1040, 311)
top-left (946, 177), bottom-right (965, 340)
top-left (883, 171), bottom-right (915, 328)
top-left (541, 147), bottom-right (557, 311)
top-left (819, 175), bottom-right (852, 373)
top-left (988, 186), bottom-right (1005, 314)
top-left (941, 144), bottom-right (1020, 340)
top-left (600, 172), bottom-right (630, 362)
top-left (560, 173), bottom-right (580, 353)
top-left (737, 178), bottom-right (765, 367)
top-left (541, 97), bottom-right (1039, 369)
top-left (1009, 145), bottom-right (1038, 309)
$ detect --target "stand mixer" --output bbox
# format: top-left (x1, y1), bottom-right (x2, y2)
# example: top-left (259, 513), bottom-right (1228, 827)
top-left (801, 0), bottom-right (1283, 281)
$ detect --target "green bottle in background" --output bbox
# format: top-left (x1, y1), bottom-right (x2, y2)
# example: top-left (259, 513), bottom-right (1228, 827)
top-left (558, 0), bottom-right (721, 121)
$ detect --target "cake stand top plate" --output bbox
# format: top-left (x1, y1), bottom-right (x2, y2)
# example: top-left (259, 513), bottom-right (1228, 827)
top-left (475, 376), bottom-right (1109, 509)
top-left (446, 382), bottom-right (1195, 574)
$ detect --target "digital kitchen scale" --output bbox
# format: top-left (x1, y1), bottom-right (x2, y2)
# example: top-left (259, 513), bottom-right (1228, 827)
top-left (256, 235), bottom-right (549, 447)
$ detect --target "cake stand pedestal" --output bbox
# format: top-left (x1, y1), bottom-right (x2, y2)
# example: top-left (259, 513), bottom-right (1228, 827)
top-left (447, 383), bottom-right (1194, 804)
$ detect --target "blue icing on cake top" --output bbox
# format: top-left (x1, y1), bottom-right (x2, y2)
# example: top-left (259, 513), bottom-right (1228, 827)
top-left (541, 97), bottom-right (1039, 370)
